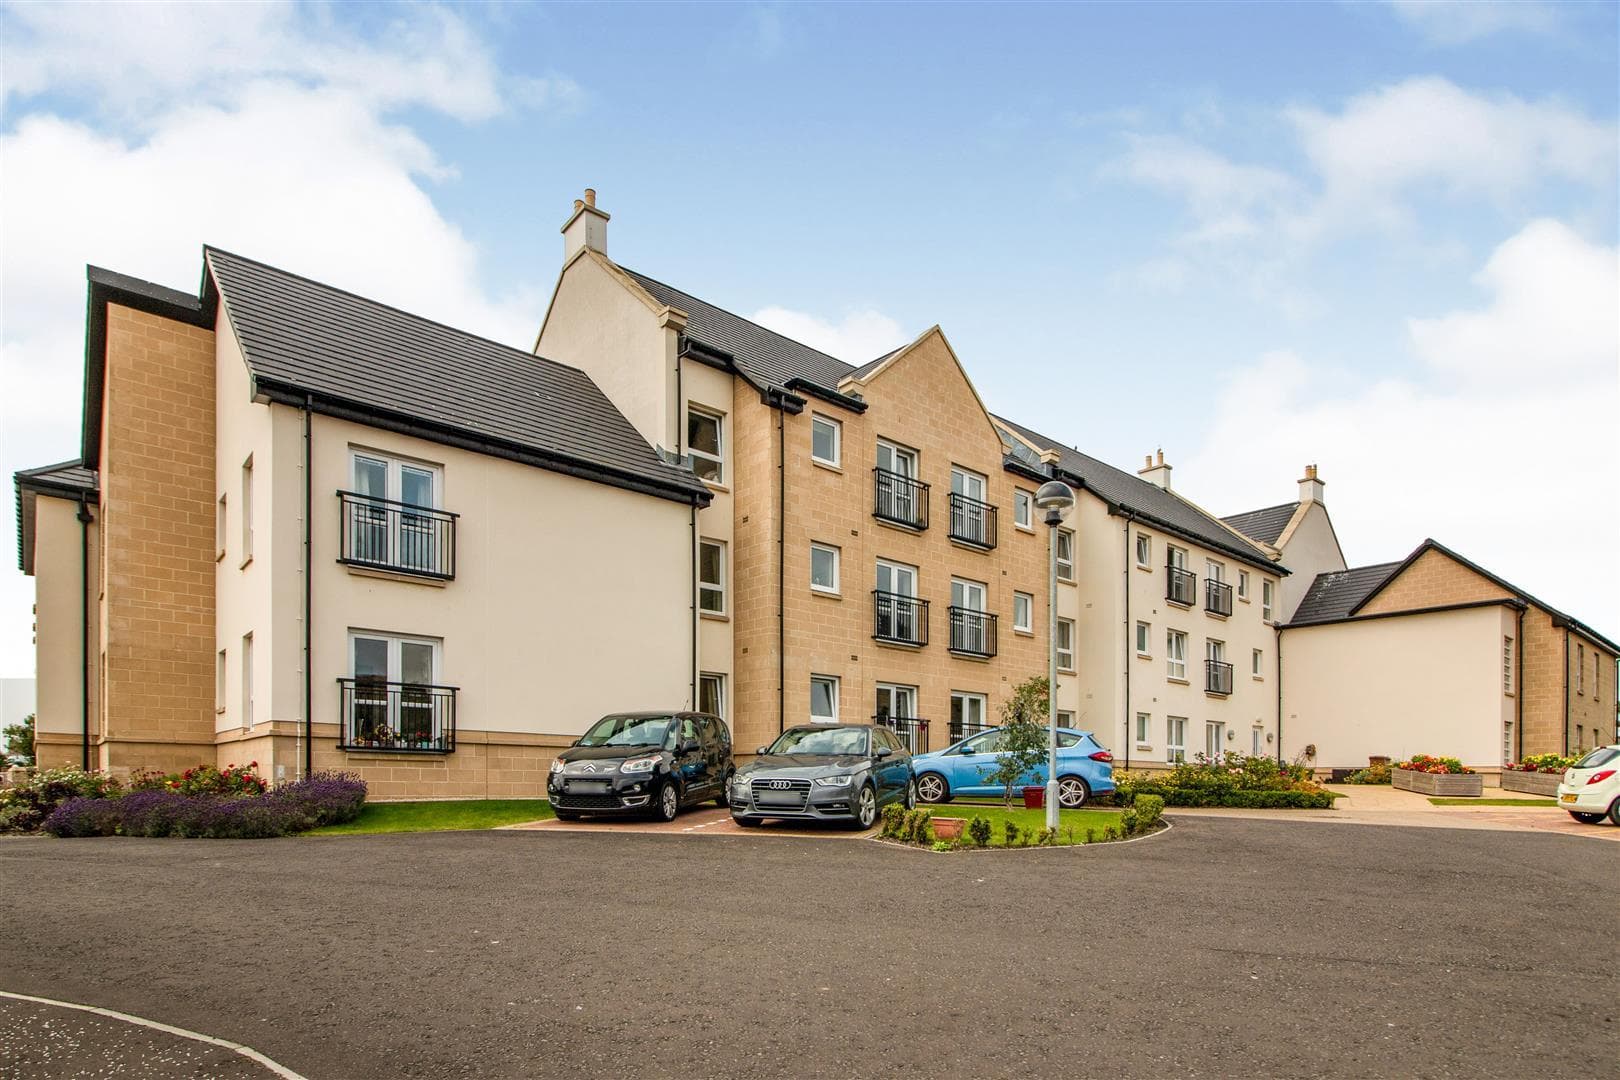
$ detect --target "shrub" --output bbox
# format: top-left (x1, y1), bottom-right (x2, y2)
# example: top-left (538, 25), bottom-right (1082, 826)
top-left (170, 762), bottom-right (269, 797)
top-left (931, 840), bottom-right (952, 852)
top-left (879, 803), bottom-right (906, 838)
top-left (117, 790), bottom-right (196, 837)
top-left (1396, 754), bottom-right (1472, 775)
top-left (1103, 824), bottom-right (1121, 841)
top-left (48, 771), bottom-right (368, 840)
top-left (908, 810), bottom-right (933, 845)
top-left (967, 816), bottom-right (991, 847)
top-left (1120, 808), bottom-right (1139, 835)
top-left (1133, 794), bottom-right (1165, 829)
top-left (1344, 762), bottom-right (1392, 784)
top-left (1504, 754), bottom-right (1576, 774)
top-left (1084, 826), bottom-right (1098, 844)
top-left (1033, 827), bottom-right (1057, 846)
top-left (42, 796), bottom-right (122, 837)
top-left (0, 766), bottom-right (122, 834)
top-left (1002, 820), bottom-right (1020, 847)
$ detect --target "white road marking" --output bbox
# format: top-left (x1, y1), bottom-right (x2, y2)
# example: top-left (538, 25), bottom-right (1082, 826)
top-left (0, 990), bottom-right (309, 1080)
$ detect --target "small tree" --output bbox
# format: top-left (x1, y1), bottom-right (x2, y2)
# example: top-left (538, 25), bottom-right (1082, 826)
top-left (3, 714), bottom-right (34, 767)
top-left (988, 677), bottom-right (1050, 807)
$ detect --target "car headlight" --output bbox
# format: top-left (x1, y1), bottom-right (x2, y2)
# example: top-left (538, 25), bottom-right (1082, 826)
top-left (732, 774), bottom-right (751, 791)
top-left (621, 756), bottom-right (658, 774)
top-left (814, 774), bottom-right (854, 787)
top-left (549, 759), bottom-right (566, 774)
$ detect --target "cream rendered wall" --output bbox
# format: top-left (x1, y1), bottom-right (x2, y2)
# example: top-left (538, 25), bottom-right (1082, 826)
top-left (304, 413), bottom-right (694, 740)
top-left (682, 360), bottom-right (734, 718)
top-left (30, 496), bottom-right (94, 752)
top-left (1281, 605), bottom-right (1517, 770)
top-left (1068, 493), bottom-right (1122, 744)
top-left (1274, 502), bottom-right (1346, 623)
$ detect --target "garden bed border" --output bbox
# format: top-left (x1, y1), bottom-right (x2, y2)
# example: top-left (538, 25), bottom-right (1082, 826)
top-left (1393, 768), bottom-right (1483, 797)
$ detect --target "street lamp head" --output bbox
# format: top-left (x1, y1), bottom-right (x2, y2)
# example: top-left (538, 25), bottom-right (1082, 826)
top-left (1034, 480), bottom-right (1075, 525)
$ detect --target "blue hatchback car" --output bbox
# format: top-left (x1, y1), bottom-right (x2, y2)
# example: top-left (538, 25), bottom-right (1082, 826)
top-left (911, 728), bottom-right (1115, 808)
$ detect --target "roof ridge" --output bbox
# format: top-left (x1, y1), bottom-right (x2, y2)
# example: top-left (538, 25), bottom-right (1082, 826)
top-left (1223, 500), bottom-right (1298, 520)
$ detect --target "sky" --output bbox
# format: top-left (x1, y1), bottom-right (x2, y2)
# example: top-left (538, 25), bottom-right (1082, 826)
top-left (0, 0), bottom-right (1616, 677)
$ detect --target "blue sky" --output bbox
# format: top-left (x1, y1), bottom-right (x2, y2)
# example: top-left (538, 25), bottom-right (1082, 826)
top-left (1, 0), bottom-right (1617, 675)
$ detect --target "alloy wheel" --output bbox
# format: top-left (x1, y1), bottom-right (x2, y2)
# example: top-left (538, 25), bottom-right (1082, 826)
top-left (658, 783), bottom-right (680, 822)
top-left (855, 785), bottom-right (877, 829)
top-left (1057, 776), bottom-right (1090, 809)
top-left (904, 779), bottom-right (917, 811)
top-left (916, 773), bottom-right (947, 803)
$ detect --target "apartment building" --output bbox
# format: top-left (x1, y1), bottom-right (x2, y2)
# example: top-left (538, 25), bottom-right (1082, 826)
top-left (536, 192), bottom-right (1288, 765)
top-left (1277, 539), bottom-right (1620, 772)
top-left (17, 254), bottom-right (710, 798)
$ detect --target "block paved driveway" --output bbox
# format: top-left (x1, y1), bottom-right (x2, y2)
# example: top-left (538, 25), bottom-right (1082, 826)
top-left (2, 816), bottom-right (1616, 1079)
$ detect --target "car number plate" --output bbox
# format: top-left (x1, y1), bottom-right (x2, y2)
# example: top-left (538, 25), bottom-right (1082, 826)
top-left (757, 791), bottom-right (803, 806)
top-left (1560, 793), bottom-right (1577, 803)
top-left (571, 781), bottom-right (609, 794)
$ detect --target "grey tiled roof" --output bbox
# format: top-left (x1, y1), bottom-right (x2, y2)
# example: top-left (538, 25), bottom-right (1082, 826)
top-left (992, 415), bottom-right (1282, 572)
top-left (620, 267), bottom-right (856, 389)
top-left (15, 459), bottom-right (98, 573)
top-left (205, 249), bottom-right (707, 503)
top-left (1289, 563), bottom-right (1403, 625)
top-left (845, 347), bottom-right (902, 381)
top-left (1222, 502), bottom-right (1299, 546)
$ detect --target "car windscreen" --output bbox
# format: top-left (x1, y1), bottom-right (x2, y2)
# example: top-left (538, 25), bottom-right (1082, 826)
top-left (1574, 747), bottom-right (1618, 769)
top-left (768, 727), bottom-right (869, 756)
top-left (577, 715), bottom-right (675, 748)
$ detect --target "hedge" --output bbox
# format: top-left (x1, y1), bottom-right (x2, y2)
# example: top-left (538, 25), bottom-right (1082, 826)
top-left (1115, 785), bottom-right (1333, 809)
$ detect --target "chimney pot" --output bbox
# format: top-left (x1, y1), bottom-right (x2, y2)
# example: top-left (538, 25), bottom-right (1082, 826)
top-left (1299, 464), bottom-right (1325, 504)
top-left (1138, 448), bottom-right (1173, 490)
top-left (584, 188), bottom-right (596, 207)
top-left (562, 189), bottom-right (610, 259)
top-left (573, 199), bottom-right (583, 212)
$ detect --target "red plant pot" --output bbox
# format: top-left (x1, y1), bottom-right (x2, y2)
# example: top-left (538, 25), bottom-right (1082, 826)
top-left (1022, 785), bottom-right (1045, 809)
top-left (932, 817), bottom-right (965, 840)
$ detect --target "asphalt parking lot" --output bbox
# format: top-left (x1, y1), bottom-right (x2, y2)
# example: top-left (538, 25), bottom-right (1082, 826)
top-left (2, 816), bottom-right (1616, 1079)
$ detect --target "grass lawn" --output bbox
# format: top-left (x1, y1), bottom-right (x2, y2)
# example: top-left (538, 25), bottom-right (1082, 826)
top-left (923, 802), bottom-right (1124, 846)
top-left (1428, 797), bottom-right (1557, 807)
top-left (309, 799), bottom-right (555, 836)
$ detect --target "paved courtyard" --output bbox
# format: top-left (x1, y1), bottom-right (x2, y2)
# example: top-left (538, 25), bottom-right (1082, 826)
top-left (2, 815), bottom-right (1616, 1079)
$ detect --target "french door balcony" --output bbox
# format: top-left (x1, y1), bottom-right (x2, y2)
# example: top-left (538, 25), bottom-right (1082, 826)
top-left (338, 491), bottom-right (457, 580)
top-left (1205, 578), bottom-right (1234, 617)
top-left (1205, 660), bottom-right (1234, 696)
top-left (873, 591), bottom-right (929, 646)
top-left (948, 607), bottom-right (998, 658)
top-left (948, 493), bottom-right (997, 550)
top-left (1166, 565), bottom-right (1196, 606)
top-left (339, 678), bottom-right (458, 753)
top-left (873, 468), bottom-right (929, 530)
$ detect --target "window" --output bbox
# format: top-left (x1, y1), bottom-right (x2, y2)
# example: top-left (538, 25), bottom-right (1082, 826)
top-left (1166, 630), bottom-right (1188, 680)
top-left (347, 451), bottom-right (444, 574)
top-left (875, 560), bottom-right (922, 643)
top-left (1207, 639), bottom-right (1226, 664)
top-left (1056, 618), bottom-right (1075, 672)
top-left (1057, 710), bottom-right (1075, 727)
top-left (1135, 532), bottom-right (1151, 568)
top-left (949, 467), bottom-right (993, 546)
top-left (1205, 559), bottom-right (1224, 584)
top-left (1135, 712), bottom-right (1150, 744)
top-left (687, 407), bottom-right (724, 483)
top-left (1237, 570), bottom-right (1250, 601)
top-left (875, 440), bottom-right (923, 527)
top-left (1166, 717), bottom-right (1186, 762)
top-left (216, 494), bottom-right (227, 561)
top-left (241, 633), bottom-right (254, 730)
top-left (1503, 637), bottom-right (1514, 695)
top-left (950, 691), bottom-right (988, 741)
top-left (1577, 644), bottom-right (1585, 694)
top-left (1014, 490), bottom-right (1032, 529)
top-left (1205, 721), bottom-right (1225, 760)
top-left (810, 414), bottom-right (840, 467)
top-left (699, 673), bottom-right (725, 719)
top-left (810, 543), bottom-right (840, 594)
top-left (1013, 592), bottom-right (1033, 633)
top-left (875, 683), bottom-right (917, 721)
top-left (1252, 727), bottom-right (1263, 756)
top-left (950, 578), bottom-right (993, 655)
top-left (1056, 529), bottom-right (1075, 581)
top-left (810, 675), bottom-right (839, 724)
top-left (240, 455), bottom-right (254, 563)
top-left (216, 649), bottom-right (227, 713)
top-left (1262, 579), bottom-right (1275, 621)
top-left (1576, 725), bottom-right (1584, 749)
top-left (346, 631), bottom-right (447, 750)
top-left (699, 540), bottom-right (725, 614)
top-left (1167, 545), bottom-right (1187, 570)
top-left (1135, 621), bottom-right (1151, 656)
top-left (1252, 648), bottom-right (1263, 677)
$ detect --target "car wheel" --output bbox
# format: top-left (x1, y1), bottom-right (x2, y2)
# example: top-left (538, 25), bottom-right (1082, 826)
top-left (715, 772), bottom-right (734, 808)
top-left (852, 783), bottom-right (878, 829)
top-left (653, 782), bottom-right (680, 822)
top-left (1569, 810), bottom-right (1604, 824)
top-left (916, 772), bottom-right (950, 804)
top-left (1610, 799), bottom-right (1620, 827)
top-left (554, 809), bottom-right (580, 822)
top-left (733, 815), bottom-right (762, 828)
top-left (903, 778), bottom-right (917, 811)
top-left (1057, 775), bottom-right (1091, 809)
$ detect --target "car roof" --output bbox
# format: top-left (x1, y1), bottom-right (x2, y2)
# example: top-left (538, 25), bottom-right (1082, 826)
top-left (600, 711), bottom-right (720, 721)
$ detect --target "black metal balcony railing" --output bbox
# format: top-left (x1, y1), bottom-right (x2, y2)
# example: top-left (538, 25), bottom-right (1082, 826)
top-left (873, 714), bottom-right (929, 755)
top-left (1166, 565), bottom-right (1196, 606)
top-left (950, 719), bottom-right (995, 745)
top-left (948, 493), bottom-right (997, 550)
top-left (1205, 660), bottom-right (1234, 696)
top-left (873, 591), bottom-right (929, 646)
top-left (1205, 578), bottom-right (1234, 617)
top-left (948, 607), bottom-right (998, 658)
top-left (873, 468), bottom-right (929, 530)
top-left (338, 678), bottom-right (458, 753)
top-left (338, 491), bottom-right (457, 580)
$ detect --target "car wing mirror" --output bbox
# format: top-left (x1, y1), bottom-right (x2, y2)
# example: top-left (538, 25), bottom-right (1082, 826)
top-left (756, 746), bottom-right (770, 755)
top-left (875, 746), bottom-right (894, 759)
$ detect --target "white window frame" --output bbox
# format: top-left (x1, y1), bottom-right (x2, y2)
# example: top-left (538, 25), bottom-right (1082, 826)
top-left (216, 493), bottom-right (228, 562)
top-left (810, 674), bottom-right (840, 724)
top-left (1167, 544), bottom-right (1187, 570)
top-left (1057, 710), bottom-right (1075, 728)
top-left (1205, 720), bottom-right (1225, 760)
top-left (1252, 648), bottom-right (1264, 678)
top-left (950, 691), bottom-right (988, 741)
top-left (1013, 591), bottom-right (1033, 633)
top-left (1135, 532), bottom-right (1152, 568)
top-left (952, 577), bottom-right (987, 613)
top-left (1237, 570), bottom-right (1250, 601)
top-left (216, 648), bottom-right (227, 714)
top-left (348, 449), bottom-right (443, 573)
top-left (1167, 716), bottom-right (1187, 762)
top-left (1166, 629), bottom-right (1188, 680)
top-left (1207, 639), bottom-right (1227, 664)
top-left (699, 672), bottom-right (726, 720)
top-left (810, 542), bottom-right (840, 594)
top-left (699, 539), bottom-right (726, 615)
top-left (810, 414), bottom-right (841, 467)
top-left (1252, 727), bottom-right (1263, 756)
top-left (240, 455), bottom-right (254, 564)
top-left (1503, 637), bottom-right (1514, 695)
top-left (1013, 489), bottom-right (1033, 530)
top-left (1576, 643), bottom-right (1584, 694)
top-left (875, 682), bottom-right (918, 721)
top-left (687, 406), bottom-right (724, 484)
top-left (1056, 618), bottom-right (1075, 673)
top-left (241, 632), bottom-right (254, 730)
top-left (1135, 712), bottom-right (1150, 745)
top-left (1135, 621), bottom-right (1151, 656)
top-left (1262, 579), bottom-right (1274, 622)
top-left (1056, 528), bottom-right (1075, 582)
top-left (1206, 559), bottom-right (1224, 584)
top-left (347, 630), bottom-right (444, 745)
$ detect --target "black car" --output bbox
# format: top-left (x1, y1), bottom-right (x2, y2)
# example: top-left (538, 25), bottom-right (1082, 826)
top-left (730, 724), bottom-right (915, 829)
top-left (548, 712), bottom-right (733, 822)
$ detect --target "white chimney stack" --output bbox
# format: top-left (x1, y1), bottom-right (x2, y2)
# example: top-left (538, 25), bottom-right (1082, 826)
top-left (1299, 463), bottom-right (1324, 504)
top-left (562, 187), bottom-right (609, 260)
top-left (1138, 448), bottom-right (1172, 490)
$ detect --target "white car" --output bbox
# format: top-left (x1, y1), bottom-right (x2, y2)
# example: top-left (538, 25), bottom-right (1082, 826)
top-left (1557, 745), bottom-right (1620, 825)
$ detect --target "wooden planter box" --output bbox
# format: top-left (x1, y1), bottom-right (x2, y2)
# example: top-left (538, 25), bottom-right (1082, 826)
top-left (1500, 770), bottom-right (1562, 797)
top-left (1393, 768), bottom-right (1482, 797)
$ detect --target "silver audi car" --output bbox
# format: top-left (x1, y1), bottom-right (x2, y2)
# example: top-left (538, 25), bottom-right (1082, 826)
top-left (729, 724), bottom-right (915, 829)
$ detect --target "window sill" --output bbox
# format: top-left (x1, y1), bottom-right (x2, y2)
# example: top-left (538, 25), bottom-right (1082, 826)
top-left (873, 638), bottom-right (926, 651)
top-left (1238, 596), bottom-right (1251, 604)
top-left (239, 555), bottom-right (254, 570)
top-left (1166, 676), bottom-right (1190, 686)
top-left (1135, 744), bottom-right (1153, 752)
top-left (700, 611), bottom-right (730, 623)
top-left (701, 480), bottom-right (730, 494)
top-left (344, 564), bottom-right (449, 588)
top-left (1058, 667), bottom-right (1077, 676)
top-left (1252, 675), bottom-right (1265, 682)
top-left (811, 459), bottom-right (843, 474)
top-left (874, 517), bottom-right (927, 536)
top-left (1136, 653), bottom-right (1153, 661)
top-left (1013, 627), bottom-right (1033, 637)
top-left (810, 588), bottom-right (842, 600)
top-left (1013, 523), bottom-right (1035, 534)
top-left (1204, 610), bottom-right (1229, 620)
top-left (1135, 564), bottom-right (1153, 572)
top-left (1166, 600), bottom-right (1193, 610)
top-left (1058, 576), bottom-right (1076, 586)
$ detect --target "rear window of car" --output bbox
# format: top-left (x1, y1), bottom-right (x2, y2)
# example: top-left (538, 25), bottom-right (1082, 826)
top-left (1575, 747), bottom-right (1618, 769)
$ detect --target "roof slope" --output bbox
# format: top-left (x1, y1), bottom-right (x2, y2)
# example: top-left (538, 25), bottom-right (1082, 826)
top-left (620, 267), bottom-right (856, 389)
top-left (15, 459), bottom-right (99, 573)
top-left (993, 415), bottom-right (1281, 571)
top-left (1222, 502), bottom-right (1298, 546)
top-left (1289, 563), bottom-right (1403, 625)
top-left (205, 249), bottom-right (706, 503)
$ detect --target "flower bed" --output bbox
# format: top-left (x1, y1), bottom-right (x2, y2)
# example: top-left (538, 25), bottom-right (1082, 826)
top-left (877, 800), bottom-right (1161, 850)
top-left (1500, 770), bottom-right (1562, 797)
top-left (1392, 756), bottom-right (1481, 797)
top-left (33, 768), bottom-right (367, 839)
top-left (1114, 753), bottom-right (1334, 809)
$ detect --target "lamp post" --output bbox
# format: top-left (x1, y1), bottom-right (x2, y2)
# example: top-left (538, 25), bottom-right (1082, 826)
top-left (1034, 480), bottom-right (1076, 830)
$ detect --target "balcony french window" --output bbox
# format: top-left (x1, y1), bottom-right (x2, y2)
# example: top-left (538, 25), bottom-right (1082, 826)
top-left (873, 591), bottom-right (929, 646)
top-left (873, 467), bottom-right (929, 530)
top-left (948, 606), bottom-right (998, 658)
top-left (1205, 659), bottom-right (1234, 696)
top-left (1166, 564), bottom-right (1196, 606)
top-left (1204, 577), bottom-right (1233, 617)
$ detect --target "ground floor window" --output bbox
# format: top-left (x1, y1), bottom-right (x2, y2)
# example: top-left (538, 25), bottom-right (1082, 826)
top-left (1252, 727), bottom-right (1263, 756)
top-left (1205, 721), bottom-right (1225, 760)
top-left (1166, 717), bottom-right (1186, 762)
top-left (1135, 712), bottom-right (1150, 744)
top-left (699, 672), bottom-right (726, 720)
top-left (950, 691), bottom-right (988, 743)
top-left (341, 631), bottom-right (454, 752)
top-left (875, 683), bottom-right (921, 752)
top-left (810, 675), bottom-right (839, 724)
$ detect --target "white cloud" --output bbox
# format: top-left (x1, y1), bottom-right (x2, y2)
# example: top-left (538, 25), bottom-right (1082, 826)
top-left (1381, 0), bottom-right (1562, 45)
top-left (1180, 220), bottom-right (1620, 634)
top-left (0, 3), bottom-right (574, 674)
top-left (749, 306), bottom-right (908, 365)
top-left (1107, 134), bottom-right (1297, 242)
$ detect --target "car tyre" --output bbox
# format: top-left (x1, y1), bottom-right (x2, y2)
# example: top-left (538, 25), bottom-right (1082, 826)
top-left (1057, 775), bottom-right (1091, 809)
top-left (733, 814), bottom-right (762, 828)
top-left (1569, 811), bottom-right (1604, 824)
top-left (653, 781), bottom-right (680, 823)
top-left (851, 783), bottom-right (878, 830)
top-left (903, 778), bottom-right (917, 811)
top-left (1610, 799), bottom-right (1620, 827)
top-left (715, 772), bottom-right (733, 808)
top-left (916, 772), bottom-right (950, 804)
